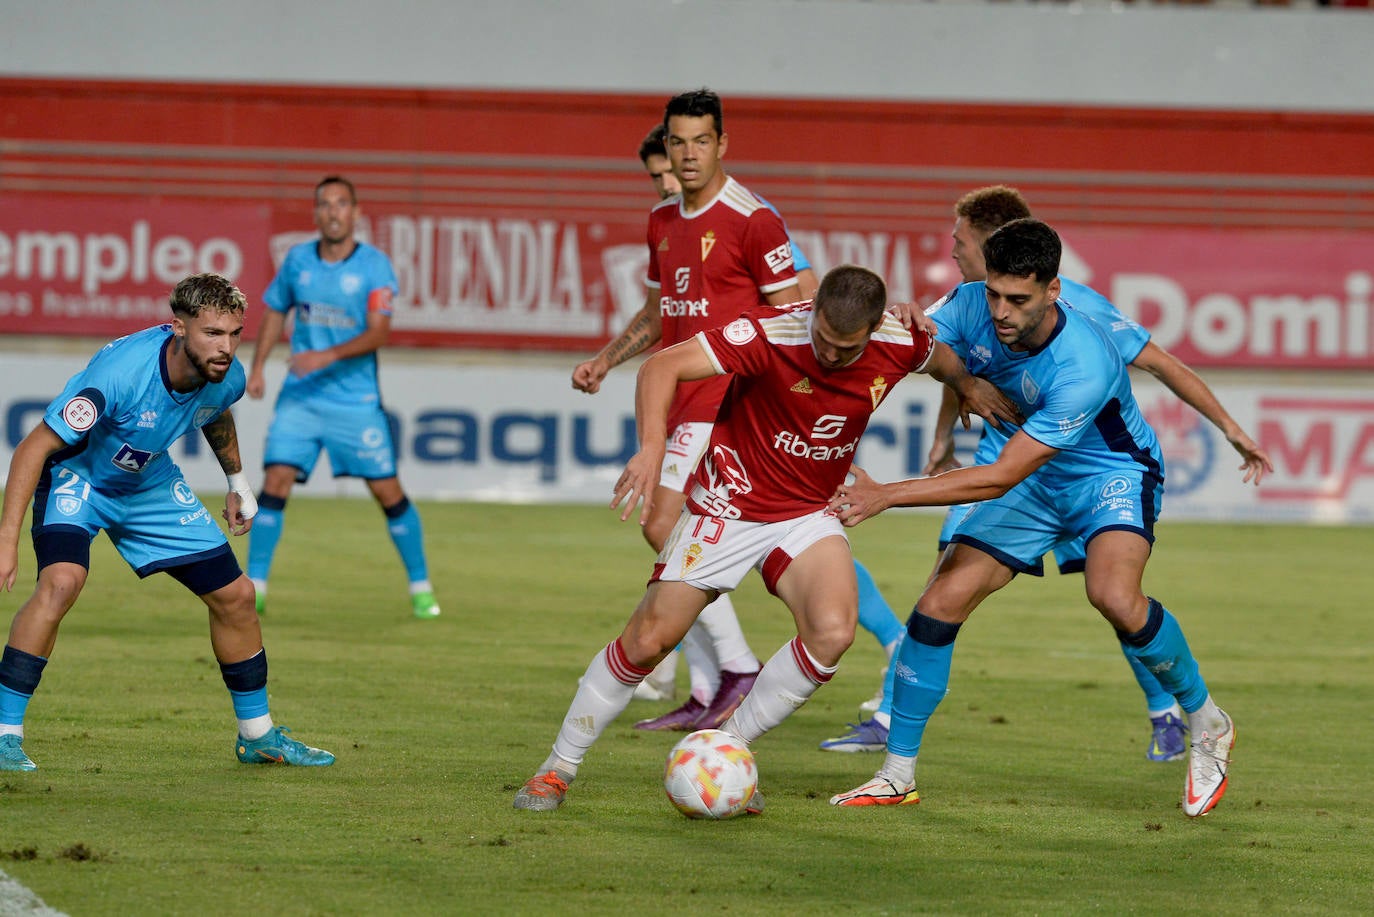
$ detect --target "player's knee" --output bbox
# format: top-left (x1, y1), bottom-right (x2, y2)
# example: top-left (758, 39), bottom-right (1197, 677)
top-left (1084, 580), bottom-right (1142, 626)
top-left (803, 615), bottom-right (855, 666)
top-left (34, 565), bottom-right (86, 612)
top-left (206, 576), bottom-right (257, 621)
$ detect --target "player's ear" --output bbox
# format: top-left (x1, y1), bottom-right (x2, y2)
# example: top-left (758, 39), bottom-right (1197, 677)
top-left (718, 131), bottom-right (728, 159)
top-left (1046, 276), bottom-right (1061, 301)
top-left (170, 315), bottom-right (186, 340)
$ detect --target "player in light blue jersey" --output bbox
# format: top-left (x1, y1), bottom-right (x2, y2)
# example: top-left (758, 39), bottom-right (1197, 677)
top-left (822, 186), bottom-right (1270, 760)
top-left (829, 219), bottom-right (1235, 818)
top-left (0, 274), bottom-right (333, 772)
top-left (246, 176), bottom-right (439, 620)
top-left (626, 122), bottom-right (907, 722)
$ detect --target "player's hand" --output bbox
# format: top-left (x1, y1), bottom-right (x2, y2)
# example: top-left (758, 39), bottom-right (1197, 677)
top-left (611, 447), bottom-right (664, 524)
top-left (289, 349), bottom-right (336, 378)
top-left (246, 369), bottom-right (266, 400)
top-left (1229, 432), bottom-right (1274, 486)
top-left (572, 357), bottom-right (610, 394)
top-left (829, 466), bottom-right (890, 527)
top-left (0, 540), bottom-right (19, 593)
top-left (922, 434), bottom-right (961, 477)
top-left (955, 377), bottom-right (1021, 430)
top-left (885, 302), bottom-right (938, 337)
top-left (223, 493), bottom-right (254, 536)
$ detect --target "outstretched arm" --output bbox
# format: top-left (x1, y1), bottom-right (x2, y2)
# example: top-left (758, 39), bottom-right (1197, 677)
top-left (573, 288), bottom-right (665, 394)
top-left (0, 423), bottom-right (67, 592)
top-left (831, 431), bottom-right (1056, 526)
top-left (202, 411), bottom-right (257, 536)
top-left (1130, 341), bottom-right (1273, 485)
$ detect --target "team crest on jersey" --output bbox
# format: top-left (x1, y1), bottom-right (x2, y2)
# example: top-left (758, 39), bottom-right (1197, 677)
top-left (682, 542), bottom-right (703, 575)
top-left (790, 378), bottom-right (812, 394)
top-left (869, 376), bottom-right (888, 409)
top-left (700, 231), bottom-right (717, 262)
top-left (62, 396), bottom-right (98, 432)
top-left (193, 406), bottom-right (220, 427)
top-left (723, 318), bottom-right (756, 345)
top-left (341, 274), bottom-right (363, 295)
top-left (1020, 372), bottom-right (1041, 404)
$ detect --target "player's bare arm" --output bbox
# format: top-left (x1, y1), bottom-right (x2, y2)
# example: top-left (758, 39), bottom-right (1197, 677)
top-left (245, 309), bottom-right (288, 400)
top-left (884, 301), bottom-right (939, 338)
top-left (612, 338), bottom-right (718, 524)
top-left (573, 290), bottom-right (664, 394)
top-left (764, 283), bottom-right (802, 307)
top-left (290, 294), bottom-right (392, 378)
top-left (831, 432), bottom-right (1056, 526)
top-left (203, 411), bottom-right (257, 536)
top-left (922, 342), bottom-right (1021, 431)
top-left (1130, 341), bottom-right (1273, 485)
top-left (0, 423), bottom-right (66, 591)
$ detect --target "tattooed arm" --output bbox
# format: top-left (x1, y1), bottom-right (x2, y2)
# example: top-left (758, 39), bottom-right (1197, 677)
top-left (203, 410), bottom-right (257, 535)
top-left (571, 288), bottom-right (664, 394)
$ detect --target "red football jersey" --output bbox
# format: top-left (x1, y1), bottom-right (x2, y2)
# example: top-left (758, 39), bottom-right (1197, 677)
top-left (645, 177), bottom-right (799, 426)
top-left (687, 303), bottom-right (935, 523)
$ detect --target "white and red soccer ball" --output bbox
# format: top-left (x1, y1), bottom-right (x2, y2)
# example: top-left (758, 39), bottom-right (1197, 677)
top-left (663, 728), bottom-right (758, 819)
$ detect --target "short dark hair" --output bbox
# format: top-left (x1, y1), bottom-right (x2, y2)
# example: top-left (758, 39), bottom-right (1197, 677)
top-left (170, 273), bottom-right (247, 318)
top-left (315, 175), bottom-right (357, 204)
top-left (814, 265), bottom-right (887, 334)
top-left (663, 88), bottom-right (723, 137)
top-left (638, 124), bottom-right (667, 164)
top-left (954, 185), bottom-right (1032, 237)
top-left (982, 218), bottom-right (1062, 285)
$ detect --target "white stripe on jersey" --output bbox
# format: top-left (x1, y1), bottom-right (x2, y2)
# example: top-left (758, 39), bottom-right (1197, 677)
top-left (718, 178), bottom-right (768, 218)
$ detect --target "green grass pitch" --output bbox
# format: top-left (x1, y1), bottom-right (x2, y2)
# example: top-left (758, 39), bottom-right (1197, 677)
top-left (2, 499), bottom-right (1372, 915)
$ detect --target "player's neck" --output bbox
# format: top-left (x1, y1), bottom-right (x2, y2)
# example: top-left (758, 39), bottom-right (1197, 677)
top-left (317, 237), bottom-right (358, 264)
top-left (681, 172), bottom-right (728, 214)
top-left (163, 337), bottom-right (206, 393)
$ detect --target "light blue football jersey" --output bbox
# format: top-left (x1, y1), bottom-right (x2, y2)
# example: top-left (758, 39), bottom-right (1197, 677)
top-left (928, 281), bottom-right (1162, 486)
top-left (43, 325), bottom-right (246, 494)
top-left (263, 240), bottom-right (399, 404)
top-left (938, 277), bottom-right (1151, 465)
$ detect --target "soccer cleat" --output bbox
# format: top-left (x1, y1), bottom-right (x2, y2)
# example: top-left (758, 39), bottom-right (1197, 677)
top-left (634, 697), bottom-right (707, 731)
top-left (512, 770), bottom-right (570, 811)
top-left (830, 774), bottom-right (921, 807)
top-left (411, 591), bottom-right (441, 620)
top-left (694, 669), bottom-right (758, 730)
top-left (1147, 710), bottom-right (1189, 762)
top-left (744, 789), bottom-right (764, 815)
top-left (0, 734), bottom-right (37, 771)
top-left (235, 726), bottom-right (335, 766)
top-left (819, 718), bottom-right (889, 753)
top-left (633, 680), bottom-right (676, 702)
top-left (251, 579), bottom-right (267, 616)
top-left (1183, 711), bottom-right (1234, 818)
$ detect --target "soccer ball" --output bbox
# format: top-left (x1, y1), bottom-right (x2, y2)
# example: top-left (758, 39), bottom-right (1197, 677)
top-left (663, 728), bottom-right (758, 820)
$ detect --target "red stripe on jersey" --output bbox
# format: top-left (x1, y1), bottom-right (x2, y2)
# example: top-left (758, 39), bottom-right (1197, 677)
top-left (788, 637), bottom-right (833, 685)
top-left (760, 546), bottom-right (793, 595)
top-left (604, 639), bottom-right (653, 685)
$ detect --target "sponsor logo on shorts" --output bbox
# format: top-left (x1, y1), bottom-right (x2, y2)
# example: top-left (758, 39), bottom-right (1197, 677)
top-left (362, 427), bottom-right (386, 448)
top-left (171, 480), bottom-right (199, 506)
top-left (62, 396), bottom-right (98, 432)
top-left (56, 496), bottom-right (82, 516)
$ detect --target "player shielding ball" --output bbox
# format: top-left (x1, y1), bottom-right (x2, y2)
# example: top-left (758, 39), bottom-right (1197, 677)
top-left (828, 219), bottom-right (1234, 817)
top-left (513, 264), bottom-right (1016, 811)
top-left (0, 274), bottom-right (333, 771)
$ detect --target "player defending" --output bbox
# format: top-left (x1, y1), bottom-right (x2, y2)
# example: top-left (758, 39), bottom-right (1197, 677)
top-left (514, 265), bottom-right (1012, 811)
top-left (822, 186), bottom-right (1271, 758)
top-left (572, 91), bottom-right (803, 731)
top-left (246, 176), bottom-right (439, 620)
top-left (0, 274), bottom-right (333, 771)
top-left (828, 219), bottom-right (1235, 817)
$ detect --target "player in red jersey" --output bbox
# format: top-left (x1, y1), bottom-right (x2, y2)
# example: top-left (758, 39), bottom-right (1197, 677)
top-left (514, 265), bottom-right (1014, 811)
top-left (573, 90), bottom-right (803, 732)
